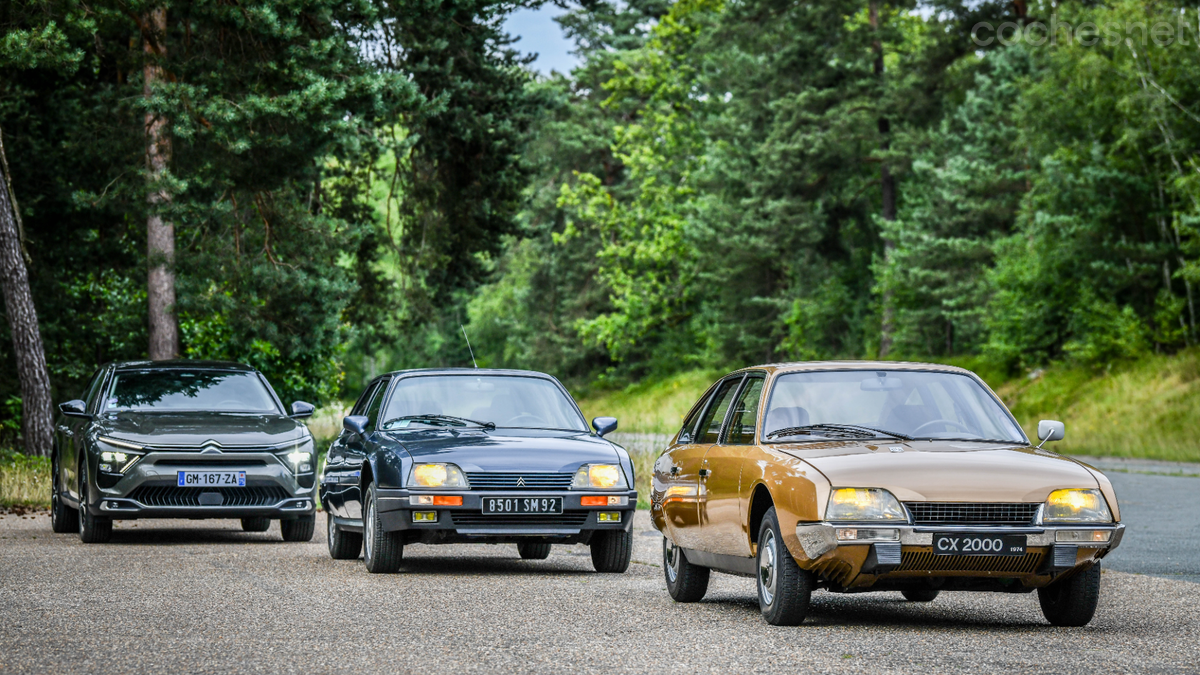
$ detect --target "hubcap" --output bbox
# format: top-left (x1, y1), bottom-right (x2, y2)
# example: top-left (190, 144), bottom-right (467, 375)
top-left (364, 492), bottom-right (374, 559)
top-left (759, 530), bottom-right (778, 606)
top-left (664, 538), bottom-right (681, 583)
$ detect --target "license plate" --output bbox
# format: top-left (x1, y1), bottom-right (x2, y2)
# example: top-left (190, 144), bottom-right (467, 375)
top-left (934, 533), bottom-right (1026, 556)
top-left (481, 497), bottom-right (563, 515)
top-left (177, 471), bottom-right (246, 488)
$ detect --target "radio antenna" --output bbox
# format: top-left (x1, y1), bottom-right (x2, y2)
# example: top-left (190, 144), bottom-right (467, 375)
top-left (461, 324), bottom-right (478, 369)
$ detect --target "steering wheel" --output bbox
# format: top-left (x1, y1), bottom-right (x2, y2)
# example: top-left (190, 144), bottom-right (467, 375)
top-left (910, 419), bottom-right (972, 436)
top-left (506, 413), bottom-right (547, 427)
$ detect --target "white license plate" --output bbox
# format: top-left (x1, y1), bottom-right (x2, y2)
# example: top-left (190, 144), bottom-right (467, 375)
top-left (482, 497), bottom-right (563, 514)
top-left (177, 471), bottom-right (246, 487)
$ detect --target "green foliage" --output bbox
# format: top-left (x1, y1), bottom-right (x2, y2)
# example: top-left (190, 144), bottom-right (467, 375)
top-left (0, 446), bottom-right (50, 507)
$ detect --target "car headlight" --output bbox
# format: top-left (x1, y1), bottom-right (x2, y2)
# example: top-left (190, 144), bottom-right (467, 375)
top-left (408, 463), bottom-right (469, 488)
top-left (825, 488), bottom-right (907, 522)
top-left (276, 438), bottom-right (315, 474)
top-left (97, 438), bottom-right (144, 474)
top-left (571, 464), bottom-right (628, 489)
top-left (1043, 489), bottom-right (1113, 523)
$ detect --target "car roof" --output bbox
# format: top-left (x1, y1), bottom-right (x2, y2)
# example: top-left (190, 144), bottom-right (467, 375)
top-left (377, 368), bottom-right (559, 381)
top-left (742, 360), bottom-right (974, 376)
top-left (110, 360), bottom-right (258, 372)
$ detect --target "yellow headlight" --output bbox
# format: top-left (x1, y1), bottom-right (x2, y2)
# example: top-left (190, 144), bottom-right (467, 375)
top-left (413, 464), bottom-right (448, 487)
top-left (825, 488), bottom-right (906, 521)
top-left (589, 465), bottom-right (621, 488)
top-left (1044, 489), bottom-right (1112, 523)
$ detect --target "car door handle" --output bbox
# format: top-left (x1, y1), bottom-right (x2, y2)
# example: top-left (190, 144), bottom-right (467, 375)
top-left (698, 469), bottom-right (710, 478)
top-left (670, 466), bottom-right (680, 475)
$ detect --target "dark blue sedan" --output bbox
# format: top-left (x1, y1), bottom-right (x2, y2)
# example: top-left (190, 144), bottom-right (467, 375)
top-left (319, 369), bottom-right (636, 573)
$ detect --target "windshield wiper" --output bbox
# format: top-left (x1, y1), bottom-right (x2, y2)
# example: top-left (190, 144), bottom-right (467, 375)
top-left (767, 423), bottom-right (912, 441)
top-left (381, 414), bottom-right (495, 430)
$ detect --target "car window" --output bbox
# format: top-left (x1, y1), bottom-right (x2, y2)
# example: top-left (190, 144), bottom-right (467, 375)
top-left (380, 375), bottom-right (588, 431)
top-left (81, 369), bottom-right (106, 412)
top-left (351, 382), bottom-right (381, 417)
top-left (725, 376), bottom-right (765, 445)
top-left (762, 370), bottom-right (1024, 442)
top-left (678, 382), bottom-right (719, 444)
top-left (364, 378), bottom-right (389, 429)
top-left (105, 370), bottom-right (279, 413)
top-left (695, 376), bottom-right (742, 444)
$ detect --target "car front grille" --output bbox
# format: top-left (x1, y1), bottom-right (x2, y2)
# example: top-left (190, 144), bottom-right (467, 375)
top-left (463, 472), bottom-right (574, 491)
top-left (449, 511), bottom-right (589, 527)
top-left (127, 485), bottom-right (290, 507)
top-left (905, 502), bottom-right (1040, 526)
top-left (152, 459), bottom-right (269, 467)
top-left (898, 550), bottom-right (1045, 574)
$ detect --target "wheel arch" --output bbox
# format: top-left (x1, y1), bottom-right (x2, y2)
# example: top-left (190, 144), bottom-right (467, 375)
top-left (748, 482), bottom-right (774, 546)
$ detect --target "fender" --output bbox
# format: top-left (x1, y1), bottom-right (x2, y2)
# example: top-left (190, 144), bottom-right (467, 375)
top-left (748, 452), bottom-right (828, 562)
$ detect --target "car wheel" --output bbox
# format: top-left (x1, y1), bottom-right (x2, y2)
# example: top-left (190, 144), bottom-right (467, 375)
top-left (517, 541), bottom-right (552, 560)
top-left (362, 483), bottom-right (403, 573)
top-left (241, 517), bottom-right (271, 532)
top-left (590, 528), bottom-right (632, 573)
top-left (663, 536), bottom-right (710, 602)
top-left (77, 461), bottom-right (112, 544)
top-left (327, 512), bottom-right (363, 560)
top-left (902, 589), bottom-right (940, 602)
top-left (281, 515), bottom-right (316, 542)
top-left (1038, 562), bottom-right (1102, 627)
top-left (50, 454), bottom-right (78, 534)
top-left (756, 507), bottom-right (813, 626)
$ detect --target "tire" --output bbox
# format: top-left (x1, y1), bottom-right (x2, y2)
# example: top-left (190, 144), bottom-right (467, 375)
top-left (1038, 562), bottom-right (1102, 627)
top-left (50, 454), bottom-right (77, 534)
top-left (327, 513), bottom-right (363, 560)
top-left (362, 483), bottom-right (403, 573)
top-left (281, 515), bottom-right (316, 542)
top-left (590, 528), bottom-right (632, 573)
top-left (518, 541), bottom-right (552, 560)
top-left (756, 507), bottom-right (813, 626)
top-left (241, 517), bottom-right (271, 532)
top-left (663, 536), bottom-right (710, 603)
top-left (77, 461), bottom-right (112, 544)
top-left (902, 589), bottom-right (940, 602)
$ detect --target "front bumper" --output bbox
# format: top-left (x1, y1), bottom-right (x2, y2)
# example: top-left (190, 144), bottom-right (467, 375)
top-left (793, 522), bottom-right (1125, 590)
top-left (372, 487), bottom-right (637, 543)
top-left (88, 450), bottom-right (316, 520)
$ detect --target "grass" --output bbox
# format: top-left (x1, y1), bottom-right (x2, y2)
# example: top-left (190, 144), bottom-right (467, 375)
top-left (574, 370), bottom-right (723, 436)
top-left (0, 448), bottom-right (50, 509)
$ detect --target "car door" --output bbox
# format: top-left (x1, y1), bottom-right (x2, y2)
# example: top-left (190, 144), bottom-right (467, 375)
top-left (661, 375), bottom-right (743, 550)
top-left (698, 373), bottom-right (765, 557)
top-left (60, 367), bottom-right (106, 501)
top-left (341, 377), bottom-right (389, 520)
top-left (323, 381), bottom-right (380, 518)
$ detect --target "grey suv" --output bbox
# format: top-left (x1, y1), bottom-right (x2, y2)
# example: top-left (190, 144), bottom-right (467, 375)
top-left (50, 360), bottom-right (318, 543)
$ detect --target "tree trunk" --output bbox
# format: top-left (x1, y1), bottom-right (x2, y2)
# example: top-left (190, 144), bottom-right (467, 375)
top-left (0, 129), bottom-right (54, 457)
top-left (871, 0), bottom-right (897, 359)
top-left (144, 7), bottom-right (178, 361)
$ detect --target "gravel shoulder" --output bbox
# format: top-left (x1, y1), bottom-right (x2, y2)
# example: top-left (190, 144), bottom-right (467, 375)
top-left (2, 510), bottom-right (1199, 674)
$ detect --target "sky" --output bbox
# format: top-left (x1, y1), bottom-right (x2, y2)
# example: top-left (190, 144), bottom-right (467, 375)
top-left (503, 5), bottom-right (580, 76)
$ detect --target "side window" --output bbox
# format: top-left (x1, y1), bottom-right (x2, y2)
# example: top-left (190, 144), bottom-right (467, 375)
top-left (350, 382), bottom-right (380, 417)
top-left (695, 376), bottom-right (743, 444)
top-left (678, 382), bottom-right (719, 444)
top-left (725, 376), bottom-right (765, 445)
top-left (364, 378), bottom-right (389, 429)
top-left (82, 369), bottom-right (107, 413)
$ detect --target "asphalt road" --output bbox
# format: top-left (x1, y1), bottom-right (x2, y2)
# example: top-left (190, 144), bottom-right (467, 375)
top-left (1, 473), bottom-right (1198, 674)
top-left (1103, 471), bottom-right (1200, 584)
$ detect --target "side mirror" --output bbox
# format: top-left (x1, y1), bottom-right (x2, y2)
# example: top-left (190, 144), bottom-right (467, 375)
top-left (58, 400), bottom-right (88, 417)
top-left (290, 401), bottom-right (315, 419)
top-left (1037, 420), bottom-right (1065, 448)
top-left (343, 415), bottom-right (369, 436)
top-left (592, 416), bottom-right (618, 438)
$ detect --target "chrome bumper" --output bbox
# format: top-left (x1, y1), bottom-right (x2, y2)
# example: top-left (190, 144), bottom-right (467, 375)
top-left (795, 522), bottom-right (1126, 561)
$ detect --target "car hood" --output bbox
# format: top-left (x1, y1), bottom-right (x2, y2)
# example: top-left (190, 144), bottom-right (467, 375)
top-left (777, 441), bottom-right (1102, 504)
top-left (97, 412), bottom-right (308, 448)
top-left (391, 430), bottom-right (620, 473)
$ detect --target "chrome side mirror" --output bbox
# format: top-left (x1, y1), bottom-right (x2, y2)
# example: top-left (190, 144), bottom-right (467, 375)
top-left (592, 416), bottom-right (618, 437)
top-left (1037, 420), bottom-right (1065, 448)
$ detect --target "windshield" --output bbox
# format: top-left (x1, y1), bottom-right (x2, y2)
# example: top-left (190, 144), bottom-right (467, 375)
top-left (106, 370), bottom-right (279, 413)
top-left (763, 370), bottom-right (1025, 443)
top-left (380, 375), bottom-right (588, 431)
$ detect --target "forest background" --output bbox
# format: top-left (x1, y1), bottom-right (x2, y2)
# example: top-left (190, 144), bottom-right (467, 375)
top-left (4, 0), bottom-right (1200, 471)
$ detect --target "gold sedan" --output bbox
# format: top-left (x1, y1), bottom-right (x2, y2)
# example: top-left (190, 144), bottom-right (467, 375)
top-left (650, 362), bottom-right (1123, 626)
